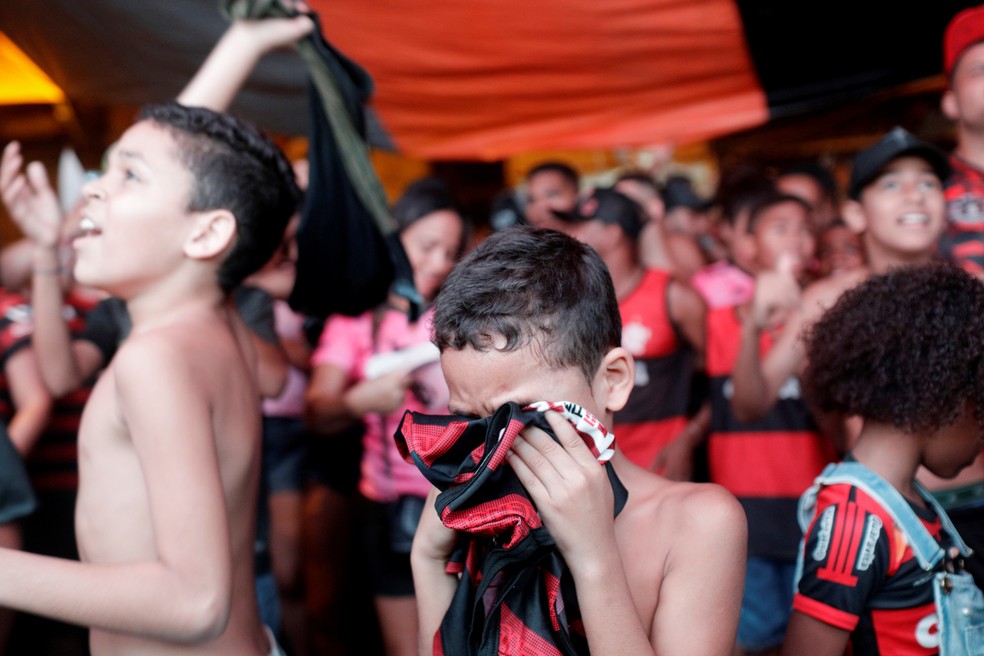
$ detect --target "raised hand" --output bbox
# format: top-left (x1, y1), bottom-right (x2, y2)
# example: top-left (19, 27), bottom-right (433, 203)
top-left (507, 411), bottom-right (617, 565)
top-left (751, 253), bottom-right (801, 330)
top-left (0, 142), bottom-right (64, 249)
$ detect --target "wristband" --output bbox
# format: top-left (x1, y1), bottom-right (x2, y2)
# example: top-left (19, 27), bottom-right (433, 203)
top-left (32, 266), bottom-right (63, 276)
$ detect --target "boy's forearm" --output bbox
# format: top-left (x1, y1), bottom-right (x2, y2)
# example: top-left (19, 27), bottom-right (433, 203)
top-left (569, 559), bottom-right (657, 656)
top-left (410, 551), bottom-right (457, 656)
top-left (730, 318), bottom-right (773, 422)
top-left (0, 548), bottom-right (230, 643)
top-left (177, 23), bottom-right (266, 111)
top-left (30, 248), bottom-right (85, 396)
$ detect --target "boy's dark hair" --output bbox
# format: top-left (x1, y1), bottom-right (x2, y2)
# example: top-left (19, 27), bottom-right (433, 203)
top-left (139, 102), bottom-right (300, 292)
top-left (615, 170), bottom-right (660, 194)
top-left (777, 162), bottom-right (839, 201)
top-left (804, 264), bottom-right (984, 436)
top-left (525, 161), bottom-right (579, 188)
top-left (746, 192), bottom-right (812, 233)
top-left (715, 164), bottom-right (776, 228)
top-left (432, 226), bottom-right (620, 383)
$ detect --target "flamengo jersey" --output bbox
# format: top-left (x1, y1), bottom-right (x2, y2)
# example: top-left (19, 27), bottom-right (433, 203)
top-left (706, 306), bottom-right (834, 558)
top-left (614, 268), bottom-right (694, 470)
top-left (395, 401), bottom-right (626, 656)
top-left (795, 481), bottom-right (949, 655)
top-left (943, 154), bottom-right (984, 276)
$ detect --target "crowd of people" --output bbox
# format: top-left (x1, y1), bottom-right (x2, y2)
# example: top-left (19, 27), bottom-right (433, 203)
top-left (0, 3), bottom-right (982, 656)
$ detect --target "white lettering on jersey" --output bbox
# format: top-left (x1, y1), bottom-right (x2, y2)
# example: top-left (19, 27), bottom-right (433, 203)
top-left (915, 612), bottom-right (940, 648)
top-left (812, 506), bottom-right (835, 562)
top-left (857, 515), bottom-right (882, 571)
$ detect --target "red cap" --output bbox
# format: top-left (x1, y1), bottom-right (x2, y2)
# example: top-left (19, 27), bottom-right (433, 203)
top-left (945, 4), bottom-right (984, 75)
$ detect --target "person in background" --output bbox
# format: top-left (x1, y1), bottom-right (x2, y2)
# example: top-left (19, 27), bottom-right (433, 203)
top-left (305, 177), bottom-right (467, 656)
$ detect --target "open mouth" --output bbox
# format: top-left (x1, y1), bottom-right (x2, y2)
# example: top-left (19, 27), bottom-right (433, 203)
top-left (78, 217), bottom-right (103, 238)
top-left (897, 213), bottom-right (930, 226)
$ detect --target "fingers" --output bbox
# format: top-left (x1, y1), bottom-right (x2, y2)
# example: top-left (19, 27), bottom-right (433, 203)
top-left (508, 411), bottom-right (601, 495)
top-left (543, 410), bottom-right (600, 467)
top-left (0, 141), bottom-right (22, 190)
top-left (506, 437), bottom-right (550, 500)
top-left (25, 161), bottom-right (52, 196)
top-left (776, 252), bottom-right (797, 276)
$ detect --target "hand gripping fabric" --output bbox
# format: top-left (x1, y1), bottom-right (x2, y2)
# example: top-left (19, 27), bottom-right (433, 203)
top-left (395, 401), bottom-right (627, 656)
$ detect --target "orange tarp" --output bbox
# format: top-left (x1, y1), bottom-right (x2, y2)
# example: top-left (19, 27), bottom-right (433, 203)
top-left (314, 0), bottom-right (767, 160)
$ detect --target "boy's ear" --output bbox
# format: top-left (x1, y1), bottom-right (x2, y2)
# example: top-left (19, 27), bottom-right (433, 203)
top-left (593, 346), bottom-right (635, 414)
top-left (184, 209), bottom-right (237, 260)
top-left (841, 199), bottom-right (867, 235)
top-left (942, 89), bottom-right (959, 122)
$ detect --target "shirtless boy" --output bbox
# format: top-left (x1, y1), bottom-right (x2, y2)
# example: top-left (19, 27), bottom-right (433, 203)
top-left (411, 226), bottom-right (747, 655)
top-left (0, 102), bottom-right (299, 654)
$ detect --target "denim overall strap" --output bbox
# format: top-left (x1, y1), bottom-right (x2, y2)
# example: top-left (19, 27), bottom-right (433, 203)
top-left (811, 462), bottom-right (953, 570)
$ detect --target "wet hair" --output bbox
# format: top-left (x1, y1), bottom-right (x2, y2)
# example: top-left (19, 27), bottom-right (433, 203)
top-left (525, 161), bottom-right (579, 188)
top-left (138, 102), bottom-right (300, 293)
top-left (432, 226), bottom-right (620, 383)
top-left (745, 192), bottom-right (812, 233)
top-left (803, 264), bottom-right (984, 436)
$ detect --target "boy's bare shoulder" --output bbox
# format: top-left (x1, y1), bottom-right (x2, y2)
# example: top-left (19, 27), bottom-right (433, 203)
top-left (111, 314), bottom-right (243, 392)
top-left (621, 467), bottom-right (745, 541)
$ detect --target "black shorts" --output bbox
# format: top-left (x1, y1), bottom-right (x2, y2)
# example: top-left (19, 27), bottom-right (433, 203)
top-left (361, 498), bottom-right (417, 597)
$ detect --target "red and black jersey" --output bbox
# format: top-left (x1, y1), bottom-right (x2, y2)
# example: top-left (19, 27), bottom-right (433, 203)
top-left (943, 155), bottom-right (984, 276)
top-left (706, 306), bottom-right (835, 558)
top-left (395, 401), bottom-right (625, 656)
top-left (795, 481), bottom-right (949, 655)
top-left (614, 268), bottom-right (694, 469)
top-left (0, 290), bottom-right (99, 492)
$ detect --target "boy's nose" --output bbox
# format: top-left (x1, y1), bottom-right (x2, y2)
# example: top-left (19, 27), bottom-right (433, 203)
top-left (82, 178), bottom-right (106, 200)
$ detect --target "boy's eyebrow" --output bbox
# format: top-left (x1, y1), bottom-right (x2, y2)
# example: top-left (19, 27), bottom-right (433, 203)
top-left (114, 149), bottom-right (146, 164)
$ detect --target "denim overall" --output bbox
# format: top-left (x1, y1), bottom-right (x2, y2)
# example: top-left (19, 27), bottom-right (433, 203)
top-left (797, 462), bottom-right (984, 655)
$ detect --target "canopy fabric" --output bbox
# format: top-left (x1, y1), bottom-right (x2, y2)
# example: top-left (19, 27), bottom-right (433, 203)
top-left (0, 0), bottom-right (978, 160)
top-left (0, 32), bottom-right (64, 105)
top-left (314, 0), bottom-right (765, 159)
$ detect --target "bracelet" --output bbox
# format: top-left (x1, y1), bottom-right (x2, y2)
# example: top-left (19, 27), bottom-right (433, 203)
top-left (32, 266), bottom-right (64, 276)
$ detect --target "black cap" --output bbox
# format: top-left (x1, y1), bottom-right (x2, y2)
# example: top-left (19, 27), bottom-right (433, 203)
top-left (553, 187), bottom-right (645, 239)
top-left (847, 127), bottom-right (951, 199)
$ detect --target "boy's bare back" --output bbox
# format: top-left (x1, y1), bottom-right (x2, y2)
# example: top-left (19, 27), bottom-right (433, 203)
top-left (76, 304), bottom-right (266, 654)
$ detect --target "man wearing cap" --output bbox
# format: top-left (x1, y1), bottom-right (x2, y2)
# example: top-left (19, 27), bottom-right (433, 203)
top-left (943, 4), bottom-right (984, 277)
top-left (554, 187), bottom-right (709, 482)
top-left (931, 4), bottom-right (984, 592)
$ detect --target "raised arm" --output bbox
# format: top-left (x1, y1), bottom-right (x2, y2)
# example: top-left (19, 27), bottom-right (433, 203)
top-left (177, 15), bottom-right (313, 111)
top-left (730, 267), bottom-right (804, 422)
top-left (0, 142), bottom-right (101, 396)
